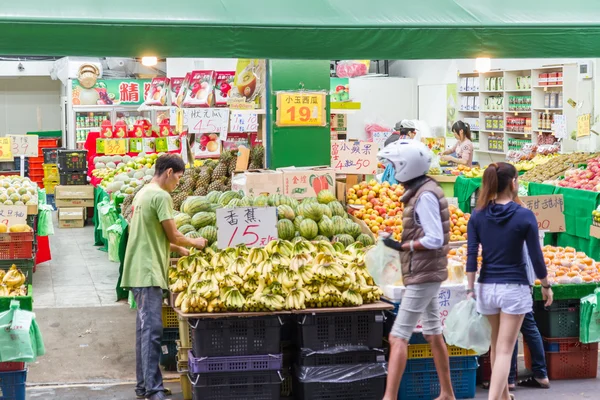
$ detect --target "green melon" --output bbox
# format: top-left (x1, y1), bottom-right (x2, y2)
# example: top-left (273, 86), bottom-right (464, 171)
top-left (239, 196), bottom-right (254, 207)
top-left (319, 204), bottom-right (332, 219)
top-left (218, 191), bottom-right (240, 207)
top-left (293, 216), bottom-right (306, 230)
top-left (356, 233), bottom-right (375, 247)
top-left (178, 224), bottom-right (196, 235)
top-left (253, 195), bottom-right (269, 207)
top-left (206, 191), bottom-right (222, 204)
top-left (185, 231), bottom-right (202, 239)
top-left (317, 189), bottom-right (336, 204)
top-left (318, 216), bottom-right (335, 238)
top-left (199, 225), bottom-right (218, 244)
top-left (303, 202), bottom-right (323, 222)
top-left (226, 198), bottom-right (241, 208)
top-left (191, 212), bottom-right (216, 230)
top-left (313, 235), bottom-right (330, 242)
top-left (268, 194), bottom-right (280, 206)
top-left (328, 201), bottom-right (347, 217)
top-left (299, 219), bottom-right (318, 240)
top-left (277, 219), bottom-right (296, 241)
top-left (345, 221), bottom-right (363, 239)
top-left (181, 196), bottom-right (211, 214)
top-left (333, 234), bottom-right (355, 247)
top-left (303, 197), bottom-right (318, 204)
top-left (277, 195), bottom-right (296, 207)
top-left (331, 216), bottom-right (347, 234)
top-left (277, 205), bottom-right (295, 220)
top-left (174, 212), bottom-right (191, 229)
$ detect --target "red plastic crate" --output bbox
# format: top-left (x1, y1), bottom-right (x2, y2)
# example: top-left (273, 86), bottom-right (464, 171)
top-left (525, 338), bottom-right (598, 380)
top-left (0, 232), bottom-right (34, 260)
top-left (38, 138), bottom-right (59, 148)
top-left (30, 156), bottom-right (45, 163)
top-left (28, 171), bottom-right (44, 180)
top-left (0, 362), bottom-right (24, 372)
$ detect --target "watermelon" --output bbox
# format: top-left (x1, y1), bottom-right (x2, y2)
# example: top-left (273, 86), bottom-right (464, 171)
top-left (293, 216), bottom-right (306, 230)
top-left (319, 204), bottom-right (332, 219)
top-left (299, 219), bottom-right (318, 240)
top-left (331, 216), bottom-right (346, 234)
top-left (178, 224), bottom-right (196, 235)
top-left (277, 205), bottom-right (295, 220)
top-left (345, 222), bottom-right (363, 239)
top-left (209, 204), bottom-right (220, 212)
top-left (303, 203), bottom-right (323, 222)
top-left (268, 194), bottom-right (280, 206)
top-left (206, 191), bottom-right (221, 204)
top-left (227, 198), bottom-right (241, 208)
top-left (356, 233), bottom-right (375, 247)
top-left (277, 195), bottom-right (296, 207)
top-left (328, 201), bottom-right (347, 217)
top-left (199, 225), bottom-right (218, 244)
top-left (254, 195), bottom-right (269, 207)
top-left (317, 189), bottom-right (336, 204)
top-left (277, 219), bottom-right (296, 240)
top-left (239, 196), bottom-right (254, 207)
top-left (181, 196), bottom-right (211, 214)
top-left (185, 231), bottom-right (202, 239)
top-left (218, 191), bottom-right (240, 207)
top-left (313, 235), bottom-right (330, 242)
top-left (174, 212), bottom-right (191, 229)
top-left (191, 212), bottom-right (216, 230)
top-left (333, 234), bottom-right (355, 247)
top-left (318, 216), bottom-right (335, 238)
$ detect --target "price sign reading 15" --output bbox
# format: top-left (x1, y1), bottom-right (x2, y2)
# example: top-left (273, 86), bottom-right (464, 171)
top-left (276, 92), bottom-right (326, 127)
top-left (216, 206), bottom-right (279, 249)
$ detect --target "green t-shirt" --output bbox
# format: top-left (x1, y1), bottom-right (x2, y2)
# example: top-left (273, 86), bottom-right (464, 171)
top-left (121, 183), bottom-right (174, 290)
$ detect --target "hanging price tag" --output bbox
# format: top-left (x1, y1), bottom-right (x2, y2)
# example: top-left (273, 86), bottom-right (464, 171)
top-left (331, 140), bottom-right (378, 174)
top-left (0, 137), bottom-right (13, 161)
top-left (105, 139), bottom-right (128, 155)
top-left (173, 108), bottom-right (230, 140)
top-left (7, 135), bottom-right (38, 157)
top-left (276, 92), bottom-right (326, 127)
top-left (230, 112), bottom-right (259, 133)
top-left (216, 206), bottom-right (278, 249)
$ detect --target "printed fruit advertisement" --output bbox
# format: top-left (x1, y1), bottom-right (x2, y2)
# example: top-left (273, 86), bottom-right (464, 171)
top-left (72, 79), bottom-right (151, 106)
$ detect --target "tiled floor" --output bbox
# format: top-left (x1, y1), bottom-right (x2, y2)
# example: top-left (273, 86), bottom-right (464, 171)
top-left (33, 222), bottom-right (121, 308)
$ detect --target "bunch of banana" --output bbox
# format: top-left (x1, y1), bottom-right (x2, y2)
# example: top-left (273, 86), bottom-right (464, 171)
top-left (233, 244), bottom-right (250, 258)
top-left (289, 253), bottom-right (313, 272)
top-left (265, 281), bottom-right (284, 296)
top-left (270, 253), bottom-right (291, 268)
top-left (241, 276), bottom-right (260, 295)
top-left (277, 269), bottom-right (300, 289)
top-left (257, 259), bottom-right (274, 276)
top-left (284, 287), bottom-right (311, 310)
top-left (3, 265), bottom-right (25, 288)
top-left (292, 240), bottom-right (316, 256)
top-left (222, 286), bottom-right (245, 311)
top-left (180, 293), bottom-right (208, 314)
top-left (360, 285), bottom-right (384, 303)
top-left (168, 267), bottom-right (178, 286)
top-left (248, 248), bottom-right (268, 264)
top-left (207, 297), bottom-right (226, 313)
top-left (314, 241), bottom-right (336, 256)
top-left (228, 257), bottom-right (250, 276)
top-left (242, 263), bottom-right (259, 281)
top-left (9, 285), bottom-right (27, 297)
top-left (259, 293), bottom-right (285, 311)
top-left (314, 262), bottom-right (345, 280)
top-left (211, 252), bottom-right (234, 269)
top-left (220, 273), bottom-right (244, 289)
top-left (297, 265), bottom-right (314, 284)
top-left (265, 239), bottom-right (293, 257)
top-left (169, 271), bottom-right (191, 293)
top-left (193, 279), bottom-right (219, 300)
top-left (342, 287), bottom-right (364, 306)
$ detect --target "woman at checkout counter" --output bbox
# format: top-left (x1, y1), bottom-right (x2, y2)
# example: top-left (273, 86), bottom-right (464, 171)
top-left (441, 120), bottom-right (474, 167)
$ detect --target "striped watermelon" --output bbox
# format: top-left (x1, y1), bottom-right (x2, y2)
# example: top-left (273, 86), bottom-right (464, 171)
top-left (345, 221), bottom-right (363, 239)
top-left (303, 203), bottom-right (323, 222)
top-left (328, 201), bottom-right (347, 217)
top-left (299, 219), bottom-right (318, 240)
top-left (319, 204), bottom-right (332, 219)
top-left (331, 216), bottom-right (346, 234)
top-left (191, 212), bottom-right (216, 230)
top-left (277, 219), bottom-right (296, 240)
top-left (178, 224), bottom-right (196, 235)
top-left (185, 231), bottom-right (202, 238)
top-left (219, 191), bottom-right (240, 207)
top-left (254, 195), bottom-right (269, 207)
top-left (293, 216), bottom-right (306, 230)
top-left (318, 216), bottom-right (335, 238)
top-left (313, 235), bottom-right (330, 242)
top-left (356, 233), bottom-right (375, 247)
top-left (199, 226), bottom-right (218, 244)
top-left (206, 191), bottom-right (222, 204)
top-left (174, 212), bottom-right (191, 229)
top-left (277, 205), bottom-right (296, 220)
top-left (333, 234), bottom-right (355, 247)
top-left (317, 189), bottom-right (336, 204)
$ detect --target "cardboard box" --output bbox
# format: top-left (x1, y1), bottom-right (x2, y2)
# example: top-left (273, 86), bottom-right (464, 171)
top-left (231, 170), bottom-right (284, 197)
top-left (278, 166), bottom-right (336, 199)
top-left (58, 207), bottom-right (85, 229)
top-left (55, 185), bottom-right (94, 207)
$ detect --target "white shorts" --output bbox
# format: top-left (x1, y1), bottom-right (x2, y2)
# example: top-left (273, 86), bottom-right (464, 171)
top-left (476, 283), bottom-right (532, 316)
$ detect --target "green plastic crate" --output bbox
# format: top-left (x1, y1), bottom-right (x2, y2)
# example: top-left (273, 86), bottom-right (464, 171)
top-left (534, 299), bottom-right (580, 338)
top-left (0, 259), bottom-right (34, 285)
top-left (533, 283), bottom-right (600, 301)
top-left (26, 130), bottom-right (62, 138)
top-left (0, 285), bottom-right (33, 312)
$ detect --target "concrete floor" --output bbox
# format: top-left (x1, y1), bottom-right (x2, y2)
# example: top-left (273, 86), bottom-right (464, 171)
top-left (26, 222), bottom-right (600, 399)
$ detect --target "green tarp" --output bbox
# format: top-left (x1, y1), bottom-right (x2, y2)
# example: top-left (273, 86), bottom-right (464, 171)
top-left (4, 1), bottom-right (600, 58)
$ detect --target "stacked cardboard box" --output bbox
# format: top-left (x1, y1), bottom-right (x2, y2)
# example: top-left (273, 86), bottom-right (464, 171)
top-left (55, 186), bottom-right (94, 229)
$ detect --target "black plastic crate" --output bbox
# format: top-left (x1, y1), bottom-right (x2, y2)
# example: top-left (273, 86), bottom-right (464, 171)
top-left (295, 375), bottom-right (385, 400)
top-left (190, 370), bottom-right (282, 400)
top-left (297, 349), bottom-right (386, 366)
top-left (534, 299), bottom-right (580, 338)
top-left (295, 311), bottom-right (384, 351)
top-left (58, 149), bottom-right (88, 171)
top-left (190, 315), bottom-right (282, 357)
top-left (160, 339), bottom-right (177, 371)
top-left (59, 171), bottom-right (87, 185)
top-left (43, 147), bottom-right (63, 164)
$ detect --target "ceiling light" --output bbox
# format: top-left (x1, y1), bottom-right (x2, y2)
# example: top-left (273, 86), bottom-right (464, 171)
top-left (475, 58), bottom-right (491, 73)
top-left (141, 57), bottom-right (158, 67)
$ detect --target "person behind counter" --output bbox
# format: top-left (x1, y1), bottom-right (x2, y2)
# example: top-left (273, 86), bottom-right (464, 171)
top-left (394, 120), bottom-right (418, 140)
top-left (441, 120), bottom-right (474, 167)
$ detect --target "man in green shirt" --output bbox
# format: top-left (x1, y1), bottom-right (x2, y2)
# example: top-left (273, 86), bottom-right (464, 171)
top-left (121, 154), bottom-right (206, 400)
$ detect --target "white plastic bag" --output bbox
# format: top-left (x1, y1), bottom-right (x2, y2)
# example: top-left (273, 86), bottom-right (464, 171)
top-left (443, 298), bottom-right (491, 354)
top-left (364, 239), bottom-right (402, 286)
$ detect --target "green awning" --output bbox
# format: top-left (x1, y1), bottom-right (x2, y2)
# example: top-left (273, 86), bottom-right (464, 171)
top-left (3, 0), bottom-right (600, 59)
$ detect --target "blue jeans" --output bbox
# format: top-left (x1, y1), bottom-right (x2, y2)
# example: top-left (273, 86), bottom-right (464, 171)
top-left (509, 312), bottom-right (548, 384)
top-left (133, 287), bottom-right (166, 400)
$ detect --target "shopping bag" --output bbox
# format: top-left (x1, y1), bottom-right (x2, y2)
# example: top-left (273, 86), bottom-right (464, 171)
top-left (364, 238), bottom-right (402, 286)
top-left (107, 223), bottom-right (123, 263)
top-left (443, 298), bottom-right (491, 354)
top-left (580, 288), bottom-right (600, 344)
top-left (37, 205), bottom-right (55, 236)
top-left (0, 300), bottom-right (35, 362)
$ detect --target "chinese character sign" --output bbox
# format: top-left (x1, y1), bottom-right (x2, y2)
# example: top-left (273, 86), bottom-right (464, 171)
top-left (172, 108), bottom-right (230, 141)
top-left (371, 131), bottom-right (393, 147)
top-left (276, 92), bottom-right (326, 127)
top-left (331, 140), bottom-right (378, 174)
top-left (230, 112), bottom-right (259, 133)
top-left (0, 205), bottom-right (27, 227)
top-left (216, 206), bottom-right (278, 249)
top-left (7, 135), bottom-right (38, 157)
top-left (72, 79), bottom-right (150, 106)
top-left (520, 195), bottom-right (566, 233)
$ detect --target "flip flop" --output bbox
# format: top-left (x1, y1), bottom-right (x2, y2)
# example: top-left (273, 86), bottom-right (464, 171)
top-left (518, 377), bottom-right (550, 389)
top-left (137, 388), bottom-right (172, 399)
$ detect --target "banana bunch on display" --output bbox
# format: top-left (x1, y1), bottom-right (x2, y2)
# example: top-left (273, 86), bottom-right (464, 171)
top-left (0, 284), bottom-right (27, 297)
top-left (3, 265), bottom-right (26, 288)
top-left (170, 238), bottom-right (383, 314)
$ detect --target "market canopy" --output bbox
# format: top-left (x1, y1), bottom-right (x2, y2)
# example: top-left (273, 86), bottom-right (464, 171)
top-left (4, 0), bottom-right (600, 59)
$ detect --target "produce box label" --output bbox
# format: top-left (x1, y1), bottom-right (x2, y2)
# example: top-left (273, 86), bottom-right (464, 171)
top-left (104, 139), bottom-right (128, 155)
top-left (96, 139), bottom-right (105, 154)
top-left (331, 140), bottom-right (378, 175)
top-left (372, 131), bottom-right (393, 147)
top-left (8, 135), bottom-right (38, 157)
top-left (231, 170), bottom-right (283, 197)
top-left (216, 206), bottom-right (278, 249)
top-left (417, 285), bottom-right (467, 331)
top-left (520, 195), bottom-right (566, 233)
top-left (279, 167), bottom-right (335, 199)
top-left (0, 205), bottom-right (27, 227)
top-left (167, 136), bottom-right (181, 152)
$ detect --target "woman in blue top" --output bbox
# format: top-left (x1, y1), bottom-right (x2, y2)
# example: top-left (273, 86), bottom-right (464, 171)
top-left (466, 162), bottom-right (553, 400)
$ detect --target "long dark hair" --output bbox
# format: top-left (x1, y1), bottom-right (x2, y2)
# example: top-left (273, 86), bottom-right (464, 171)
top-left (476, 162), bottom-right (518, 209)
top-left (452, 120), bottom-right (472, 141)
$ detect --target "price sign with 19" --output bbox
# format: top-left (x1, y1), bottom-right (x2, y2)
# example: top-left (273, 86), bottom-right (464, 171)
top-left (216, 206), bottom-right (278, 249)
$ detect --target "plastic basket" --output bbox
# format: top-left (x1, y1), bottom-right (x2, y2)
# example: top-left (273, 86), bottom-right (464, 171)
top-left (42, 164), bottom-right (58, 180)
top-left (188, 351), bottom-right (282, 374)
top-left (534, 299), bottom-right (580, 338)
top-left (37, 138), bottom-right (60, 148)
top-left (42, 179), bottom-right (58, 195)
top-left (190, 315), bottom-right (282, 357)
top-left (0, 233), bottom-right (34, 260)
top-left (59, 172), bottom-right (87, 186)
top-left (533, 283), bottom-right (600, 301)
top-left (161, 339), bottom-right (178, 372)
top-left (162, 306), bottom-right (178, 328)
top-left (295, 375), bottom-right (385, 400)
top-left (57, 150), bottom-right (88, 172)
top-left (524, 337), bottom-right (598, 380)
top-left (296, 311), bottom-right (384, 351)
top-left (42, 148), bottom-right (63, 164)
top-left (28, 170), bottom-right (44, 181)
top-left (399, 357), bottom-right (477, 400)
top-left (181, 373), bottom-right (192, 400)
top-left (0, 369), bottom-right (26, 400)
top-left (407, 343), bottom-right (477, 359)
top-left (190, 370), bottom-right (282, 400)
top-left (46, 194), bottom-right (56, 209)
top-left (297, 349), bottom-right (386, 366)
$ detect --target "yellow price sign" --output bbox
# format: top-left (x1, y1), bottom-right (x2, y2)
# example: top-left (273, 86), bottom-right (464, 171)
top-left (105, 139), bottom-right (127, 155)
top-left (276, 92), bottom-right (327, 127)
top-left (0, 137), bottom-right (12, 161)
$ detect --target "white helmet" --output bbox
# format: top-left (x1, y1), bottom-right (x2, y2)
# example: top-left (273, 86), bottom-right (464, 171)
top-left (378, 139), bottom-right (432, 183)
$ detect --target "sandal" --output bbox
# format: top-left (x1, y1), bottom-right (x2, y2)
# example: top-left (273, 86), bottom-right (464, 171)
top-left (518, 377), bottom-right (550, 389)
top-left (136, 388), bottom-right (172, 399)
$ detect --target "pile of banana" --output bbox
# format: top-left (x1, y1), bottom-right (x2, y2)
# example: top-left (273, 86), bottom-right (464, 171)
top-left (0, 265), bottom-right (28, 297)
top-left (168, 238), bottom-right (383, 314)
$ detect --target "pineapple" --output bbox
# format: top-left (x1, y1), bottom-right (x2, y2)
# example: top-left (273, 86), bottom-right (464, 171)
top-left (248, 145), bottom-right (265, 170)
top-left (193, 186), bottom-right (208, 196)
top-left (207, 177), bottom-right (226, 192)
top-left (228, 150), bottom-right (238, 177)
top-left (172, 191), bottom-right (188, 211)
top-left (195, 168), bottom-right (212, 190)
top-left (211, 152), bottom-right (232, 181)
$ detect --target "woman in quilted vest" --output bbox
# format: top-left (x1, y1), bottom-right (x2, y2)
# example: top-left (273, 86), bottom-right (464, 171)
top-left (378, 140), bottom-right (455, 400)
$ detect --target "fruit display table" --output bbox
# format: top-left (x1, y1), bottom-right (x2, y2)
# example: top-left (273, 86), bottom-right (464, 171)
top-left (453, 176), bottom-right (481, 213)
top-left (429, 175), bottom-right (456, 198)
